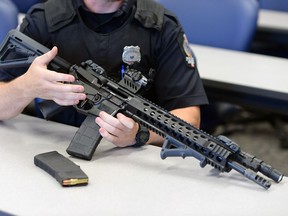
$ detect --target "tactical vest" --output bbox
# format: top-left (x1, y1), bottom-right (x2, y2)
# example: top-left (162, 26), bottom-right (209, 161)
top-left (43, 0), bottom-right (165, 81)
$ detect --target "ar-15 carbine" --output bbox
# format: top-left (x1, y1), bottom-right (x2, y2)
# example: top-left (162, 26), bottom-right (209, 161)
top-left (0, 29), bottom-right (284, 189)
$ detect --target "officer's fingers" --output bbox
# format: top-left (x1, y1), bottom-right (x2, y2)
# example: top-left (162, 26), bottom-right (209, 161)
top-left (49, 82), bottom-right (85, 94)
top-left (33, 46), bottom-right (58, 66)
top-left (116, 113), bottom-right (135, 130)
top-left (99, 112), bottom-right (135, 131)
top-left (95, 116), bottom-right (122, 136)
top-left (51, 90), bottom-right (86, 105)
top-left (47, 70), bottom-right (76, 83)
top-left (53, 97), bottom-right (81, 106)
top-left (98, 127), bottom-right (118, 144)
top-left (98, 111), bottom-right (122, 128)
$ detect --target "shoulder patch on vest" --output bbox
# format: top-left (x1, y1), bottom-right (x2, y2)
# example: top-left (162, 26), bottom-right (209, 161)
top-left (178, 34), bottom-right (195, 68)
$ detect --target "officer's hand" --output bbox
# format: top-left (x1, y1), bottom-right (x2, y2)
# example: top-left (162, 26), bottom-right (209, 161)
top-left (22, 46), bottom-right (86, 105)
top-left (95, 111), bottom-right (139, 147)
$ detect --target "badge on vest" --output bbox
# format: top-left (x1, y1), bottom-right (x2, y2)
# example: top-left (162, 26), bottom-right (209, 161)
top-left (122, 46), bottom-right (141, 65)
top-left (182, 34), bottom-right (195, 68)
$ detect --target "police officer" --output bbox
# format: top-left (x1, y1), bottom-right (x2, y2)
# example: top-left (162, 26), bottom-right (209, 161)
top-left (0, 0), bottom-right (208, 147)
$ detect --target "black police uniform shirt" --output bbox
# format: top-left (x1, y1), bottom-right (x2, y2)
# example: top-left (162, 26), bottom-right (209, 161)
top-left (0, 0), bottom-right (208, 127)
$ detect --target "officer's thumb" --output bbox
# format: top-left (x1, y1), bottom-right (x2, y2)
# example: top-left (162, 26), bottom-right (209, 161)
top-left (35, 46), bottom-right (58, 66)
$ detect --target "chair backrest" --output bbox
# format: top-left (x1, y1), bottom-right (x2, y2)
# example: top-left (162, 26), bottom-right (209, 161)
top-left (157, 0), bottom-right (259, 51)
top-left (0, 0), bottom-right (18, 42)
top-left (259, 0), bottom-right (288, 12)
top-left (11, 0), bottom-right (43, 13)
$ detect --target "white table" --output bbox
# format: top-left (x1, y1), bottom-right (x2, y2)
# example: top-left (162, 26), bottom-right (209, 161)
top-left (192, 44), bottom-right (288, 115)
top-left (0, 114), bottom-right (287, 216)
top-left (258, 9), bottom-right (288, 33)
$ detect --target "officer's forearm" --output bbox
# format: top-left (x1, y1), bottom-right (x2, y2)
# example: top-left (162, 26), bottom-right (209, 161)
top-left (0, 79), bottom-right (32, 120)
top-left (171, 106), bottom-right (201, 128)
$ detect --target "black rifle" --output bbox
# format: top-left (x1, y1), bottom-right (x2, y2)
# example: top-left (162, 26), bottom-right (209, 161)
top-left (0, 30), bottom-right (284, 189)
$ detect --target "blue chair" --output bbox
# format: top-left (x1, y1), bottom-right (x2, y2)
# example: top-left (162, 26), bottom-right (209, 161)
top-left (0, 0), bottom-right (18, 42)
top-left (157, 0), bottom-right (260, 133)
top-left (11, 0), bottom-right (43, 13)
top-left (259, 0), bottom-right (288, 12)
top-left (157, 0), bottom-right (259, 51)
